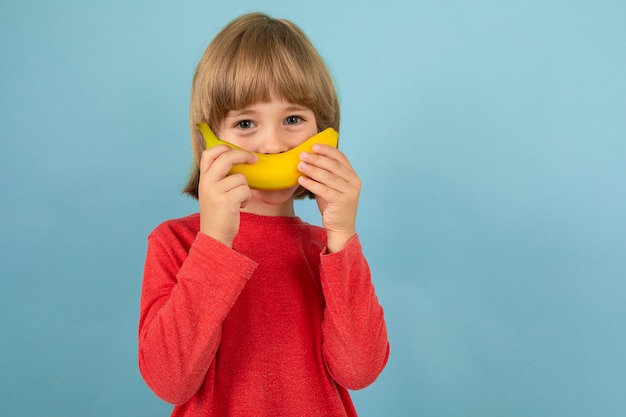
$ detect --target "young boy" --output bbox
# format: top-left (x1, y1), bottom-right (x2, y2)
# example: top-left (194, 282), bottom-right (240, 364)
top-left (138, 13), bottom-right (389, 416)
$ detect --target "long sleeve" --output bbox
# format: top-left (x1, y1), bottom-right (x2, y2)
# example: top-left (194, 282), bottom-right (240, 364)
top-left (138, 228), bottom-right (257, 404)
top-left (138, 213), bottom-right (387, 416)
top-left (319, 235), bottom-right (390, 390)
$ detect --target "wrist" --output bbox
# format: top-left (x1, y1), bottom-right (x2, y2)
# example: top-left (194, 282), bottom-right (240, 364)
top-left (326, 230), bottom-right (356, 254)
top-left (200, 221), bottom-right (235, 248)
top-left (200, 229), bottom-right (233, 248)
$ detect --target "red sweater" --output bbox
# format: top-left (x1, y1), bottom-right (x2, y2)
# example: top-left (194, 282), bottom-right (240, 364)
top-left (138, 212), bottom-right (389, 416)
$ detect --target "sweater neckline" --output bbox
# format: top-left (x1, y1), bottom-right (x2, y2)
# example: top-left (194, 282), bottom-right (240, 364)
top-left (240, 211), bottom-right (305, 227)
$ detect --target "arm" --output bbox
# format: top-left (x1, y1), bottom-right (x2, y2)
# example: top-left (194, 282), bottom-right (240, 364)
top-left (139, 139), bottom-right (257, 403)
top-left (319, 235), bottom-right (389, 390)
top-left (300, 143), bottom-right (389, 386)
top-left (138, 231), bottom-right (257, 404)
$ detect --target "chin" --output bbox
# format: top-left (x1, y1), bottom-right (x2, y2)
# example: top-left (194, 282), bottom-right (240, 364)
top-left (251, 186), bottom-right (299, 205)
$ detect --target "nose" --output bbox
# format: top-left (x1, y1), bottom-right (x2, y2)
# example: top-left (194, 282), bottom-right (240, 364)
top-left (257, 128), bottom-right (289, 155)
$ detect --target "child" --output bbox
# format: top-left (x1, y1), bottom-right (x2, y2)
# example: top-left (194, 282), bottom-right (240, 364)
top-left (138, 12), bottom-right (389, 417)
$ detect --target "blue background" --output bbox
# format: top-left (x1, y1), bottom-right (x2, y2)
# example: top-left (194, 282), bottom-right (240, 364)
top-left (1, 0), bottom-right (625, 416)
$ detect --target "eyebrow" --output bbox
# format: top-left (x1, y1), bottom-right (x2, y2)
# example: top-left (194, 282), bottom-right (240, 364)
top-left (226, 105), bottom-right (311, 118)
top-left (226, 109), bottom-right (257, 118)
top-left (284, 105), bottom-right (310, 112)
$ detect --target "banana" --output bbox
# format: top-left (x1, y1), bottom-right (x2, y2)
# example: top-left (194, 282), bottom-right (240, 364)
top-left (197, 123), bottom-right (339, 190)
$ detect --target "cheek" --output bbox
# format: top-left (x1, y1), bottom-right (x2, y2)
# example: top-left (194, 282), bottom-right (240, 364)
top-left (294, 128), bottom-right (319, 147)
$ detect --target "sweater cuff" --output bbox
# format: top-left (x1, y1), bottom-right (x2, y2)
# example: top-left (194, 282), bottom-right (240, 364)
top-left (176, 232), bottom-right (258, 296)
top-left (191, 232), bottom-right (258, 277)
top-left (320, 234), bottom-right (361, 260)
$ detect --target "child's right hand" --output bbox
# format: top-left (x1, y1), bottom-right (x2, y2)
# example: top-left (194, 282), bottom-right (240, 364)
top-left (198, 145), bottom-right (257, 248)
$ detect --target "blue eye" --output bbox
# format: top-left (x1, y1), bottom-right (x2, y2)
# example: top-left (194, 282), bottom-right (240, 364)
top-left (236, 120), bottom-right (253, 129)
top-left (285, 116), bottom-right (301, 125)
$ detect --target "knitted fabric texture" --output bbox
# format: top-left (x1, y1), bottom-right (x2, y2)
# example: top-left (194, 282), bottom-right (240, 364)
top-left (138, 212), bottom-right (389, 416)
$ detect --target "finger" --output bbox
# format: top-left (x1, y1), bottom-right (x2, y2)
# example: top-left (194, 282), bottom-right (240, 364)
top-left (311, 144), bottom-right (355, 169)
top-left (200, 145), bottom-right (232, 175)
top-left (297, 174), bottom-right (337, 199)
top-left (225, 180), bottom-right (253, 207)
top-left (298, 160), bottom-right (346, 194)
top-left (201, 148), bottom-right (257, 182)
top-left (202, 174), bottom-right (252, 211)
top-left (299, 156), bottom-right (362, 197)
top-left (299, 149), bottom-right (355, 184)
top-left (208, 171), bottom-right (249, 194)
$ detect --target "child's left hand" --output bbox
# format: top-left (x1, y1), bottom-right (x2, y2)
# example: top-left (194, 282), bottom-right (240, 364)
top-left (298, 145), bottom-right (361, 253)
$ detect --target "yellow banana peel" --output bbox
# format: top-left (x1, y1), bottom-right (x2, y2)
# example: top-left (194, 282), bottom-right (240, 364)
top-left (197, 123), bottom-right (339, 190)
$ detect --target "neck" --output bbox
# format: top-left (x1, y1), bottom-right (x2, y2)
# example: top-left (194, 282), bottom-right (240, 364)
top-left (241, 190), bottom-right (297, 217)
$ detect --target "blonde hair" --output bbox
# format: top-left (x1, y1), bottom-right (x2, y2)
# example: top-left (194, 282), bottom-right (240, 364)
top-left (183, 12), bottom-right (340, 199)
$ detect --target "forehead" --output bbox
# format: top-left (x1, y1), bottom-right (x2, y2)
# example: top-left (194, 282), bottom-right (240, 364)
top-left (213, 76), bottom-right (316, 126)
top-left (220, 94), bottom-right (314, 125)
